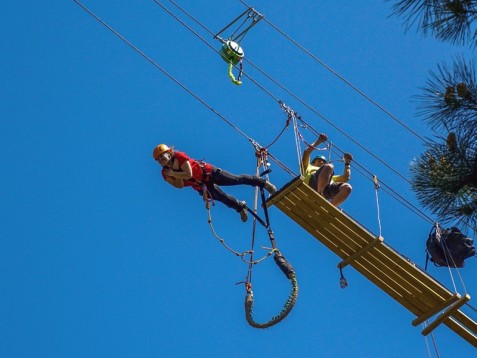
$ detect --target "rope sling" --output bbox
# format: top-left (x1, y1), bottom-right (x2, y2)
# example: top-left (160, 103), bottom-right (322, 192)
top-left (244, 149), bottom-right (298, 328)
top-left (202, 147), bottom-right (298, 328)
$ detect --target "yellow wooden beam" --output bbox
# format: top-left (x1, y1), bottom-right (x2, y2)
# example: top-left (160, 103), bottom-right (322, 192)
top-left (412, 293), bottom-right (461, 326)
top-left (422, 294), bottom-right (470, 336)
top-left (267, 176), bottom-right (477, 347)
top-left (338, 236), bottom-right (384, 269)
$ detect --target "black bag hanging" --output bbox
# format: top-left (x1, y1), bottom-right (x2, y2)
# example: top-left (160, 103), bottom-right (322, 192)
top-left (426, 224), bottom-right (476, 268)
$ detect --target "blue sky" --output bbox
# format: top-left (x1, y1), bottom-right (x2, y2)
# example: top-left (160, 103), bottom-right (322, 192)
top-left (2, 1), bottom-right (476, 357)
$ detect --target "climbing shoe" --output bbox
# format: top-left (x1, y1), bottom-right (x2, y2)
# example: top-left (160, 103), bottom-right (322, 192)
top-left (239, 202), bottom-right (248, 223)
top-left (264, 181), bottom-right (277, 195)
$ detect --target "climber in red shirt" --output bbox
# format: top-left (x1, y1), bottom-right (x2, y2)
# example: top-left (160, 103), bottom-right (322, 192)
top-left (153, 144), bottom-right (277, 222)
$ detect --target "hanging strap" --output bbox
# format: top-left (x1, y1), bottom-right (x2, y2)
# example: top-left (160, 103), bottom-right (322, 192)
top-left (338, 175), bottom-right (382, 289)
top-left (339, 263), bottom-right (348, 289)
top-left (425, 223), bottom-right (439, 271)
top-left (228, 61), bottom-right (243, 85)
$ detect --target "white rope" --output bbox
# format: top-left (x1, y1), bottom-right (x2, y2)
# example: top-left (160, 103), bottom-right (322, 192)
top-left (372, 175), bottom-right (383, 237)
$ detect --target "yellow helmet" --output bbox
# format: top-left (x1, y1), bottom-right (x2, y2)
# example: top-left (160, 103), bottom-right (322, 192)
top-left (153, 144), bottom-right (172, 160)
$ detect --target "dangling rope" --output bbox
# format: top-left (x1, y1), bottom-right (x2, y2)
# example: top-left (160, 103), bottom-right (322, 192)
top-left (204, 190), bottom-right (276, 265)
top-left (243, 147), bottom-right (299, 328)
top-left (440, 233), bottom-right (468, 295)
top-left (422, 320), bottom-right (441, 358)
top-left (262, 110), bottom-right (293, 149)
top-left (279, 101), bottom-right (304, 176)
top-left (425, 223), bottom-right (469, 295)
top-left (244, 163), bottom-right (263, 290)
top-left (227, 60), bottom-right (243, 85)
top-left (373, 175), bottom-right (383, 238)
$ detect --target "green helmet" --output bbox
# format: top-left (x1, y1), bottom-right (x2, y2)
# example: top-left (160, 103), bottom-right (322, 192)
top-left (312, 155), bottom-right (327, 164)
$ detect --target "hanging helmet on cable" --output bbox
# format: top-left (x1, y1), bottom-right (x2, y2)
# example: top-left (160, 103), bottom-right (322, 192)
top-left (153, 144), bottom-right (172, 160)
top-left (312, 155), bottom-right (327, 164)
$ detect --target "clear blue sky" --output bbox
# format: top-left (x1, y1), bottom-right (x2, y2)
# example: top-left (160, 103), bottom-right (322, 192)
top-left (2, 1), bottom-right (476, 357)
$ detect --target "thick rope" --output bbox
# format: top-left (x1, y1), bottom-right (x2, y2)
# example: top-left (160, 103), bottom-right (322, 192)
top-left (242, 152), bottom-right (298, 328)
top-left (244, 252), bottom-right (299, 329)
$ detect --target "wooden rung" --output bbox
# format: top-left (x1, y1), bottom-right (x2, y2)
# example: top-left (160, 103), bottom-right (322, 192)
top-left (444, 317), bottom-right (477, 347)
top-left (452, 310), bottom-right (477, 335)
top-left (422, 294), bottom-right (471, 336)
top-left (337, 236), bottom-right (384, 269)
top-left (412, 293), bottom-right (461, 326)
top-left (268, 176), bottom-right (477, 346)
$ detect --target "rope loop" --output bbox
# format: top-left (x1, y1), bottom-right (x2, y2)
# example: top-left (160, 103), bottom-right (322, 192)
top-left (244, 251), bottom-right (299, 329)
top-left (205, 202), bottom-right (275, 264)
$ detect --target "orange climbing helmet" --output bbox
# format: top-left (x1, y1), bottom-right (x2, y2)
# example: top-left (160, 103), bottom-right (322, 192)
top-left (153, 144), bottom-right (172, 160)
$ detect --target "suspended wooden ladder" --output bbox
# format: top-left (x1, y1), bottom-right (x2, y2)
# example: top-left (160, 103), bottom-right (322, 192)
top-left (267, 176), bottom-right (477, 347)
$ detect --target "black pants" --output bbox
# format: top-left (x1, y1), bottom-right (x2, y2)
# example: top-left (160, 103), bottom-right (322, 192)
top-left (204, 167), bottom-right (266, 211)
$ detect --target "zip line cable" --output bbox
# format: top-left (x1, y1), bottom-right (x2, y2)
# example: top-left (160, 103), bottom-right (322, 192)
top-left (295, 121), bottom-right (435, 224)
top-left (165, 0), bottom-right (475, 230)
top-left (233, 2), bottom-right (477, 233)
top-left (72, 0), bottom-right (254, 144)
top-left (73, 1), bottom-right (457, 229)
top-left (152, 0), bottom-right (281, 102)
top-left (160, 0), bottom-right (414, 186)
top-left (238, 0), bottom-right (430, 146)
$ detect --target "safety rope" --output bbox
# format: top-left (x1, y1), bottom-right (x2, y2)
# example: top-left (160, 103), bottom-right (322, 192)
top-left (278, 102), bottom-right (305, 177)
top-left (245, 252), bottom-right (299, 329)
top-left (242, 149), bottom-right (298, 328)
top-left (440, 231), bottom-right (468, 294)
top-left (425, 223), bottom-right (469, 296)
top-left (204, 194), bottom-right (276, 265)
top-left (373, 175), bottom-right (383, 238)
top-left (244, 164), bottom-right (262, 287)
top-left (422, 320), bottom-right (441, 358)
top-left (262, 110), bottom-right (292, 149)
